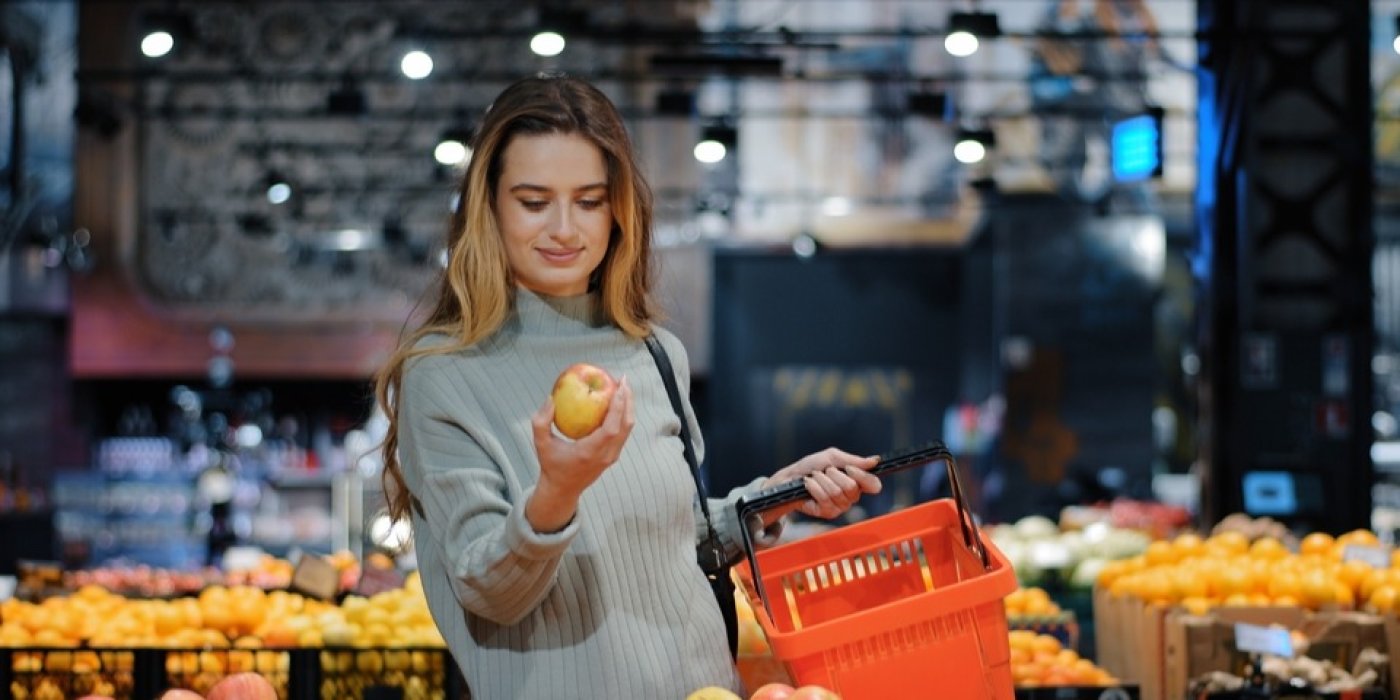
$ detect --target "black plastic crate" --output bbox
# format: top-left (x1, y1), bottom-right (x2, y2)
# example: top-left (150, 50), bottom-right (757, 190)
top-left (0, 647), bottom-right (467, 700)
top-left (1015, 685), bottom-right (1140, 700)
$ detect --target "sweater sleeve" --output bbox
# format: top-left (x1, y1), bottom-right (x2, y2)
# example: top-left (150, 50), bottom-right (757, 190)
top-left (398, 358), bottom-right (579, 625)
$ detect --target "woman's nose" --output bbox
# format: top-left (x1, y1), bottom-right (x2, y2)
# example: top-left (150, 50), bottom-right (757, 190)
top-left (548, 203), bottom-right (572, 237)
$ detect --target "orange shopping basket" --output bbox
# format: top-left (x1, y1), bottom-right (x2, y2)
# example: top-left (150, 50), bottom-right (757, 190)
top-left (734, 442), bottom-right (1017, 700)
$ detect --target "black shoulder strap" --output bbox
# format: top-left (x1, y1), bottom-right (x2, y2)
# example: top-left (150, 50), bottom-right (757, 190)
top-left (643, 335), bottom-right (719, 531)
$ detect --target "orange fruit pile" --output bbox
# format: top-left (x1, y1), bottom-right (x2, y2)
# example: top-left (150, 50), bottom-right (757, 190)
top-left (1004, 587), bottom-right (1063, 618)
top-left (1096, 529), bottom-right (1390, 614)
top-left (1008, 630), bottom-right (1118, 687)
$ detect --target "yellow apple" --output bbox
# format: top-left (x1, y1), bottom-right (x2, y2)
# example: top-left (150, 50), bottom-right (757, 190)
top-left (551, 362), bottom-right (617, 439)
top-left (684, 687), bottom-right (743, 700)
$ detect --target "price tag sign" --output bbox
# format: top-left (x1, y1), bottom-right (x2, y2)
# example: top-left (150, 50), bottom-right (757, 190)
top-left (289, 554), bottom-right (340, 601)
top-left (1234, 623), bottom-right (1294, 658)
top-left (1343, 544), bottom-right (1392, 569)
top-left (353, 566), bottom-right (405, 597)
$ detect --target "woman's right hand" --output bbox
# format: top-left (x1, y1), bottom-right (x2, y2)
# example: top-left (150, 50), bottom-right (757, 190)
top-left (524, 376), bottom-right (634, 532)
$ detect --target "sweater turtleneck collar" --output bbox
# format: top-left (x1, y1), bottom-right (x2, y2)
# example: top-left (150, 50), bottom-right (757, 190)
top-left (512, 286), bottom-right (605, 335)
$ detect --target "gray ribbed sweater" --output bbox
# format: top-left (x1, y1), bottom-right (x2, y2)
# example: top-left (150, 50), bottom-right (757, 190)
top-left (398, 288), bottom-right (762, 699)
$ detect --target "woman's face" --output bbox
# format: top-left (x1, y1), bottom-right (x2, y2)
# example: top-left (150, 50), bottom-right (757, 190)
top-left (494, 131), bottom-right (614, 297)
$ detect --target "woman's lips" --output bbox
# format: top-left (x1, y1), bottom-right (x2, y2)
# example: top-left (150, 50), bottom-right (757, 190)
top-left (538, 248), bottom-right (582, 263)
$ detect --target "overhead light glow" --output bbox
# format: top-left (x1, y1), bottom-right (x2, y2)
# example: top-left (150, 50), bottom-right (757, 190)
top-left (333, 229), bottom-right (369, 251)
top-left (694, 140), bottom-right (727, 164)
top-left (792, 234), bottom-right (817, 258)
top-left (401, 50), bottom-right (434, 79)
top-left (953, 139), bottom-right (986, 164)
top-left (141, 31), bottom-right (174, 58)
top-left (820, 196), bottom-right (852, 217)
top-left (944, 31), bottom-right (979, 58)
top-left (266, 182), bottom-right (292, 205)
top-left (530, 31), bottom-right (566, 57)
top-left (434, 140), bottom-right (470, 166)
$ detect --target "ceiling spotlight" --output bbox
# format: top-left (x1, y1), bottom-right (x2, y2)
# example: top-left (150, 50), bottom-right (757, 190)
top-left (139, 11), bottom-right (189, 59)
top-left (792, 233), bottom-right (818, 259)
top-left (530, 31), bottom-right (566, 57)
top-left (945, 11), bottom-right (1001, 57)
top-left (944, 31), bottom-right (978, 58)
top-left (434, 126), bottom-right (474, 167)
top-left (400, 50), bottom-right (433, 79)
top-left (531, 6), bottom-right (587, 57)
top-left (265, 171), bottom-right (292, 205)
top-left (141, 31), bottom-right (174, 59)
top-left (694, 124), bottom-right (736, 164)
top-left (954, 128), bottom-right (996, 165)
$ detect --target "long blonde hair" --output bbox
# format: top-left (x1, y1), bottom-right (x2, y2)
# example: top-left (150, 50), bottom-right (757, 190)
top-left (375, 75), bottom-right (658, 521)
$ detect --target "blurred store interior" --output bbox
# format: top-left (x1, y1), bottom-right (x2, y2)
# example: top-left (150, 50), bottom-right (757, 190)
top-left (0, 0), bottom-right (1392, 576)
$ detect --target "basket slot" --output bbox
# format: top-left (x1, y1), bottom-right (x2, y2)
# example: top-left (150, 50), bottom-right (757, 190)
top-left (775, 536), bottom-right (936, 632)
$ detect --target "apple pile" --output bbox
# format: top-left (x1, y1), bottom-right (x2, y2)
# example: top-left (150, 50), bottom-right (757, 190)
top-left (551, 362), bottom-right (617, 439)
top-left (684, 683), bottom-right (842, 700)
top-left (62, 550), bottom-right (369, 597)
top-left (157, 672), bottom-right (278, 700)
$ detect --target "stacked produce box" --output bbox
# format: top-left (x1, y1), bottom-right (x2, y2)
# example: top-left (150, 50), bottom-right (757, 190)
top-left (1092, 517), bottom-right (1396, 700)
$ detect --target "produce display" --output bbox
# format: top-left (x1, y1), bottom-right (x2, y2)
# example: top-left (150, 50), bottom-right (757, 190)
top-left (61, 551), bottom-right (369, 599)
top-left (684, 683), bottom-right (842, 700)
top-left (1210, 512), bottom-right (1299, 551)
top-left (1004, 586), bottom-right (1063, 618)
top-left (988, 515), bottom-right (1151, 589)
top-left (1, 572), bottom-right (444, 650)
top-left (1188, 646), bottom-right (1388, 695)
top-left (1008, 630), bottom-right (1118, 688)
top-left (1059, 499), bottom-right (1193, 540)
top-left (1095, 529), bottom-right (1388, 612)
top-left (0, 572), bottom-right (449, 700)
top-left (27, 502), bottom-right (1400, 700)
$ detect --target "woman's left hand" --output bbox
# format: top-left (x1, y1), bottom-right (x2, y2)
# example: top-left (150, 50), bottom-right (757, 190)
top-left (761, 448), bottom-right (882, 520)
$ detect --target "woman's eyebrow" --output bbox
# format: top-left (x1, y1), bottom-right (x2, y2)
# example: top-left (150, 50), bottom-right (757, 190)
top-left (507, 182), bottom-right (607, 194)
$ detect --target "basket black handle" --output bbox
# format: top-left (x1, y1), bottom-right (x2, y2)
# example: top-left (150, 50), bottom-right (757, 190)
top-left (734, 440), bottom-right (989, 621)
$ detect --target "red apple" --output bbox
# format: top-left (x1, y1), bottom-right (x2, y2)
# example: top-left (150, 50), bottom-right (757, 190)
top-left (749, 682), bottom-right (796, 700)
top-left (551, 362), bottom-right (617, 439)
top-left (789, 686), bottom-right (841, 700)
top-left (206, 673), bottom-right (276, 700)
top-left (157, 691), bottom-right (204, 700)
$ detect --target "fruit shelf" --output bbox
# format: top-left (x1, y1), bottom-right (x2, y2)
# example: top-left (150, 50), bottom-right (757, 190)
top-left (0, 646), bottom-right (467, 700)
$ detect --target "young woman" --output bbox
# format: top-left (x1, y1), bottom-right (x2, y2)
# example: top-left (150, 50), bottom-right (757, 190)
top-left (375, 75), bottom-right (881, 698)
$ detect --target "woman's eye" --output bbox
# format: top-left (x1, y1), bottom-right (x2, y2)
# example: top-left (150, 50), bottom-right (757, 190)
top-left (521, 200), bottom-right (548, 211)
top-left (578, 200), bottom-right (604, 210)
